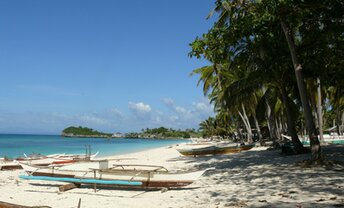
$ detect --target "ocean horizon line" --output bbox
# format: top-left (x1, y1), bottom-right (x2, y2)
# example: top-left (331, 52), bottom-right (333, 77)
top-left (0, 134), bottom-right (185, 158)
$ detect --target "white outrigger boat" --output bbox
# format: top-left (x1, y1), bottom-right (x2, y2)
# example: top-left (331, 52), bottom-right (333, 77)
top-left (0, 152), bottom-right (99, 170)
top-left (19, 161), bottom-right (212, 189)
top-left (176, 142), bottom-right (255, 156)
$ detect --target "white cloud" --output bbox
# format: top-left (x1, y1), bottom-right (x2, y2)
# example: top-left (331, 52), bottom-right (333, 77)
top-left (0, 99), bottom-right (215, 134)
top-left (128, 102), bottom-right (153, 121)
top-left (128, 102), bottom-right (151, 113)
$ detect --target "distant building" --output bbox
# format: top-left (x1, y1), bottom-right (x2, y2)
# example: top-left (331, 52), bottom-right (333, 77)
top-left (112, 132), bottom-right (123, 138)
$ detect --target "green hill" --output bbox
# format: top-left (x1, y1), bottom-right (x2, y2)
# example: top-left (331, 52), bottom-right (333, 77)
top-left (61, 126), bottom-right (112, 138)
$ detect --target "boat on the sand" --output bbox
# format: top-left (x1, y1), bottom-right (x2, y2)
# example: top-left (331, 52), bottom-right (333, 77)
top-left (176, 142), bottom-right (255, 156)
top-left (19, 161), bottom-right (211, 189)
top-left (0, 152), bottom-right (98, 170)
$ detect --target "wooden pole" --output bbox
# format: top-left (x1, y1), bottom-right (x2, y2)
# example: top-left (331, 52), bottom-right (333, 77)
top-left (93, 169), bottom-right (97, 192)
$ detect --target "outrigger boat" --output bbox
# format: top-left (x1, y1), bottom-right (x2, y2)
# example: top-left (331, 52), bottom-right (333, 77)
top-left (19, 161), bottom-right (211, 189)
top-left (0, 157), bottom-right (20, 170)
top-left (0, 152), bottom-right (99, 170)
top-left (176, 142), bottom-right (255, 156)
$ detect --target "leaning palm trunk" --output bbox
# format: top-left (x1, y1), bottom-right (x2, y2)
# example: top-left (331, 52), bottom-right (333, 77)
top-left (281, 20), bottom-right (322, 162)
top-left (280, 85), bottom-right (304, 152)
top-left (252, 112), bottom-right (263, 145)
top-left (265, 99), bottom-right (279, 147)
top-left (238, 105), bottom-right (253, 143)
top-left (241, 105), bottom-right (253, 143)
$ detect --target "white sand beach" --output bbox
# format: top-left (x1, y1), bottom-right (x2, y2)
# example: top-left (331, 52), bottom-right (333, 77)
top-left (0, 144), bottom-right (343, 208)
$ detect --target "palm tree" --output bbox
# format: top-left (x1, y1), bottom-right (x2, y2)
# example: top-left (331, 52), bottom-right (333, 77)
top-left (191, 0), bottom-right (343, 162)
top-left (203, 0), bottom-right (325, 160)
top-left (199, 117), bottom-right (216, 138)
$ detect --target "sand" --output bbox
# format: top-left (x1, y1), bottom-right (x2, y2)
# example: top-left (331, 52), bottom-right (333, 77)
top-left (0, 144), bottom-right (343, 208)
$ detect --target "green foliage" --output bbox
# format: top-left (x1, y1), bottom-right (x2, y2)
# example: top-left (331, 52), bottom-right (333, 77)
top-left (125, 127), bottom-right (201, 139)
top-left (190, 0), bottom-right (343, 143)
top-left (199, 115), bottom-right (236, 138)
top-left (62, 126), bottom-right (111, 137)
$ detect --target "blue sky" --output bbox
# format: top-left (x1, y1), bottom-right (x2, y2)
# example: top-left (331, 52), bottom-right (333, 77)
top-left (0, 0), bottom-right (216, 134)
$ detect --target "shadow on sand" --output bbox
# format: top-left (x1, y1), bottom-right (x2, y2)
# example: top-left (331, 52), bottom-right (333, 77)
top-left (169, 144), bottom-right (344, 207)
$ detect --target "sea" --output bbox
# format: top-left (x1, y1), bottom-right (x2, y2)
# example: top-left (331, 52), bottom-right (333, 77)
top-left (0, 134), bottom-right (186, 159)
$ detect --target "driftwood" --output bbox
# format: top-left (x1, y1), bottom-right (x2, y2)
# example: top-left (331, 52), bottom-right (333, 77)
top-left (77, 198), bottom-right (81, 208)
top-left (0, 201), bottom-right (51, 208)
top-left (58, 183), bottom-right (81, 192)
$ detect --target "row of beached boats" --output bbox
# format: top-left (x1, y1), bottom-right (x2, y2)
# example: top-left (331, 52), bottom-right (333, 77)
top-left (0, 152), bottom-right (99, 170)
top-left (1, 141), bottom-right (255, 191)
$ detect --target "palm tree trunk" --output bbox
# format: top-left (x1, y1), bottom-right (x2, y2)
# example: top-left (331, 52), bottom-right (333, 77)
top-left (252, 112), bottom-right (263, 145)
top-left (281, 20), bottom-right (323, 162)
top-left (242, 104), bottom-right (253, 143)
top-left (317, 78), bottom-right (324, 142)
top-left (280, 85), bottom-right (304, 152)
top-left (265, 99), bottom-right (279, 147)
top-left (238, 106), bottom-right (253, 143)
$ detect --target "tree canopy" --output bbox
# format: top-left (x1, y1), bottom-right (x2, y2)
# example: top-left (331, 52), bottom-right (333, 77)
top-left (62, 126), bottom-right (112, 137)
top-left (190, 0), bottom-right (344, 162)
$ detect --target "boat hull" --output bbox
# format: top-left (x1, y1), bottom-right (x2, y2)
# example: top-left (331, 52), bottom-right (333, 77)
top-left (0, 163), bottom-right (22, 170)
top-left (19, 162), bottom-right (209, 189)
top-left (177, 143), bottom-right (255, 156)
top-left (0, 153), bottom-right (98, 171)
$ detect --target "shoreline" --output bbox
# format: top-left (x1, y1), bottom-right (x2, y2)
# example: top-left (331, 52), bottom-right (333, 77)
top-left (0, 144), bottom-right (343, 207)
top-left (0, 134), bottom-right (187, 159)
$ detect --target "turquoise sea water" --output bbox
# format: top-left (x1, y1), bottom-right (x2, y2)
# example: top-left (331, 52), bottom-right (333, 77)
top-left (302, 140), bottom-right (344, 145)
top-left (0, 134), bottom-right (185, 158)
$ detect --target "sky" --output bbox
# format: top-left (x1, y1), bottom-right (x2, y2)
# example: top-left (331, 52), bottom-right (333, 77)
top-left (0, 0), bottom-right (216, 135)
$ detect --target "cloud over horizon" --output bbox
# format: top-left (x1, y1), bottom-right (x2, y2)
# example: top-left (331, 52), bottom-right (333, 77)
top-left (128, 102), bottom-right (152, 113)
top-left (0, 98), bottom-right (214, 134)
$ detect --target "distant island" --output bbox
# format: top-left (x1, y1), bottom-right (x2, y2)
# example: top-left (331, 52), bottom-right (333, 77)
top-left (61, 126), bottom-right (201, 139)
top-left (61, 126), bottom-right (112, 138)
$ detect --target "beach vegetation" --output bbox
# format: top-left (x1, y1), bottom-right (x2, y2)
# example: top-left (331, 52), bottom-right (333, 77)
top-left (61, 126), bottom-right (112, 138)
top-left (61, 126), bottom-right (198, 139)
top-left (125, 127), bottom-right (201, 139)
top-left (190, 0), bottom-right (343, 163)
